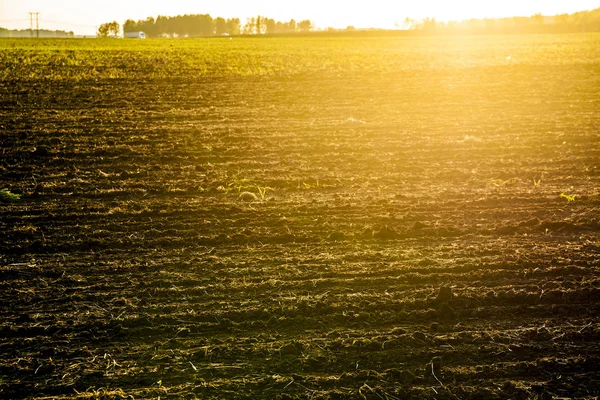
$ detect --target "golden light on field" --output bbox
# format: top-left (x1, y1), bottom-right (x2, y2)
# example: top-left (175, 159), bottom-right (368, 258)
top-left (2, 0), bottom-right (599, 34)
top-left (2, 1), bottom-right (600, 395)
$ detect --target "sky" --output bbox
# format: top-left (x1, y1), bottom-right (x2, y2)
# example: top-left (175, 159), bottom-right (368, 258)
top-left (1, 0), bottom-right (599, 35)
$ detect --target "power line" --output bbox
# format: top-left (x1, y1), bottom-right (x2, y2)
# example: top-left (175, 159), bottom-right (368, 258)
top-left (0, 18), bottom-right (96, 31)
top-left (29, 12), bottom-right (39, 38)
top-left (3, 14), bottom-right (99, 35)
top-left (42, 19), bottom-right (97, 28)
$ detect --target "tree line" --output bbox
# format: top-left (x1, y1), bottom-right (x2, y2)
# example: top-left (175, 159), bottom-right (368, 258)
top-left (98, 7), bottom-right (600, 38)
top-left (403, 7), bottom-right (600, 34)
top-left (0, 27), bottom-right (74, 38)
top-left (99, 14), bottom-right (314, 38)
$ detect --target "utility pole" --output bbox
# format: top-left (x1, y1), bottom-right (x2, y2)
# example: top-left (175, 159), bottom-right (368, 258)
top-left (29, 12), bottom-right (40, 38)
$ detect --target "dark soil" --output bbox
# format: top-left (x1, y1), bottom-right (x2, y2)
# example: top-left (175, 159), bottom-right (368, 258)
top-left (1, 42), bottom-right (600, 399)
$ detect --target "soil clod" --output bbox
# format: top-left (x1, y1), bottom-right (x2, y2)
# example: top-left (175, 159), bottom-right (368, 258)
top-left (239, 191), bottom-right (258, 202)
top-left (372, 225), bottom-right (398, 240)
top-left (279, 341), bottom-right (303, 357)
top-left (328, 231), bottom-right (345, 241)
top-left (31, 146), bottom-right (50, 157)
top-left (436, 286), bottom-right (453, 302)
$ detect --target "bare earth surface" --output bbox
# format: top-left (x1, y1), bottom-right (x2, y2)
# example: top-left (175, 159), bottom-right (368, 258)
top-left (1, 35), bottom-right (600, 399)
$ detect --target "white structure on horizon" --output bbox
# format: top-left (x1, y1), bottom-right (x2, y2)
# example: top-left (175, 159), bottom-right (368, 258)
top-left (124, 31), bottom-right (146, 39)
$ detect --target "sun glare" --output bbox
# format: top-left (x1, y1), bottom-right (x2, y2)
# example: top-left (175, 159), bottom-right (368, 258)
top-left (1, 0), bottom-right (600, 397)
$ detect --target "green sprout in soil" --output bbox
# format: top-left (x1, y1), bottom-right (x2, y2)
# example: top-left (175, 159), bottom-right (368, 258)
top-left (224, 178), bottom-right (250, 194)
top-left (256, 185), bottom-right (273, 200)
top-left (491, 178), bottom-right (517, 187)
top-left (0, 188), bottom-right (20, 203)
top-left (533, 178), bottom-right (541, 188)
top-left (560, 193), bottom-right (576, 202)
top-left (301, 180), bottom-right (320, 190)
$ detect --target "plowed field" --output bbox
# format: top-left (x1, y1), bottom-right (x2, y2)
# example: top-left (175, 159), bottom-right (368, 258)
top-left (1, 34), bottom-right (600, 399)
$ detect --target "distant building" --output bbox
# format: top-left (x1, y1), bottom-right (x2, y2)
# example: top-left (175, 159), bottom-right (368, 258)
top-left (124, 31), bottom-right (146, 39)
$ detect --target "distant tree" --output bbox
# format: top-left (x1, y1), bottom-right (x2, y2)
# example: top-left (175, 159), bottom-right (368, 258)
top-left (482, 18), bottom-right (496, 31)
top-left (286, 19), bottom-right (297, 33)
top-left (215, 17), bottom-right (227, 35)
top-left (179, 15), bottom-right (193, 36)
top-left (99, 22), bottom-right (109, 37)
top-left (156, 15), bottom-right (169, 37)
top-left (556, 13), bottom-right (570, 26)
top-left (346, 25), bottom-right (355, 31)
top-left (226, 18), bottom-right (241, 35)
top-left (422, 17), bottom-right (438, 31)
top-left (297, 20), bottom-right (313, 32)
top-left (97, 21), bottom-right (120, 38)
top-left (111, 21), bottom-right (121, 37)
top-left (243, 17), bottom-right (256, 34)
top-left (123, 19), bottom-right (138, 33)
top-left (141, 16), bottom-right (157, 37)
top-left (265, 18), bottom-right (276, 34)
top-left (196, 14), bottom-right (214, 36)
top-left (256, 16), bottom-right (262, 34)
